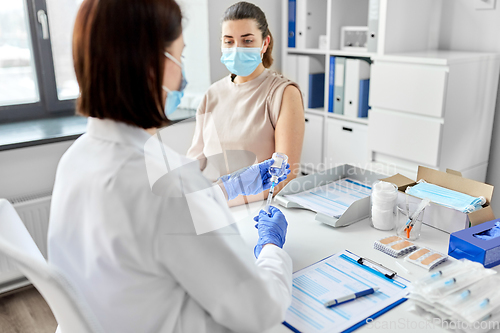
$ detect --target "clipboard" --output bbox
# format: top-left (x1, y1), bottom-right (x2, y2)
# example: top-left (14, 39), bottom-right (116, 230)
top-left (283, 250), bottom-right (410, 333)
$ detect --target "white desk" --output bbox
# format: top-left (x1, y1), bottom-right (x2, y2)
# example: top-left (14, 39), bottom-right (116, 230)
top-left (231, 201), bottom-right (498, 333)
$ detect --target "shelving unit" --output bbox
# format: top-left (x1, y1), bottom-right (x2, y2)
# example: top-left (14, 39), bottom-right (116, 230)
top-left (288, 48), bottom-right (376, 58)
top-left (282, 0), bottom-right (500, 182)
top-left (327, 113), bottom-right (368, 126)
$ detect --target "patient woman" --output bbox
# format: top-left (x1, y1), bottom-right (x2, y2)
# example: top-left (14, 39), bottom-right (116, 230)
top-left (187, 1), bottom-right (305, 206)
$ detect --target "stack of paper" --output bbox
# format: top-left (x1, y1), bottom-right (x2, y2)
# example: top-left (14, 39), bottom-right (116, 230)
top-left (284, 178), bottom-right (372, 218)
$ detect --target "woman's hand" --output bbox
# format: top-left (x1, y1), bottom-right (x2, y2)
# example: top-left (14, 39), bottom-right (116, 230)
top-left (218, 159), bottom-right (290, 201)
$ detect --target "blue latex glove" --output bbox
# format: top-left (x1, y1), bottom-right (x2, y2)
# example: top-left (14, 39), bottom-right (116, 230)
top-left (219, 158), bottom-right (290, 201)
top-left (253, 206), bottom-right (288, 258)
top-left (474, 221), bottom-right (500, 240)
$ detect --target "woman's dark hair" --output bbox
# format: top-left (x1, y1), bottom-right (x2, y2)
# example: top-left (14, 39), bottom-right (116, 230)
top-left (73, 0), bottom-right (182, 129)
top-left (222, 1), bottom-right (274, 68)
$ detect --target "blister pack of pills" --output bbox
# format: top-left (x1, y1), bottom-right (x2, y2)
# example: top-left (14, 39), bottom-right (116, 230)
top-left (373, 236), bottom-right (417, 258)
top-left (404, 247), bottom-right (448, 270)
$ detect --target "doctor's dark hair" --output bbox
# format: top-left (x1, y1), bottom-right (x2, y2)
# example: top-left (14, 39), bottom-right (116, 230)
top-left (72, 0), bottom-right (182, 128)
top-left (222, 1), bottom-right (274, 68)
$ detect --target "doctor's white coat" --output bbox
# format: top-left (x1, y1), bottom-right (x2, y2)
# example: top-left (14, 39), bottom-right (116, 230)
top-left (47, 118), bottom-right (293, 333)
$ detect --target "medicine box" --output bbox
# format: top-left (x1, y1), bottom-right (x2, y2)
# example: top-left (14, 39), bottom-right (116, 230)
top-left (449, 218), bottom-right (500, 268)
top-left (275, 164), bottom-right (386, 227)
top-left (382, 166), bottom-right (495, 234)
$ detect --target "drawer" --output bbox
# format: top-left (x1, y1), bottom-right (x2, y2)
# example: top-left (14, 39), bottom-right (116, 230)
top-left (325, 118), bottom-right (368, 167)
top-left (367, 109), bottom-right (443, 166)
top-left (301, 114), bottom-right (323, 168)
top-left (370, 62), bottom-right (448, 118)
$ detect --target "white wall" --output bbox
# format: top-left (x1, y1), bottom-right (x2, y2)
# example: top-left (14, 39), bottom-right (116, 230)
top-left (208, 0), bottom-right (282, 82)
top-left (0, 120), bottom-right (197, 200)
top-left (438, 0), bottom-right (500, 216)
top-left (0, 141), bottom-right (74, 200)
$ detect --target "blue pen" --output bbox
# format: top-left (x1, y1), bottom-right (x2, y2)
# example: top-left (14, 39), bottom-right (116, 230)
top-left (324, 287), bottom-right (380, 308)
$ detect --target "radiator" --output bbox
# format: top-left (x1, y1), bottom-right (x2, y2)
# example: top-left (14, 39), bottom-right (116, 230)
top-left (0, 192), bottom-right (52, 293)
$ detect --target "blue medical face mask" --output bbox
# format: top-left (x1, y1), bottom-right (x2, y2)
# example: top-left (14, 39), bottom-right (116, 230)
top-left (162, 52), bottom-right (187, 116)
top-left (220, 42), bottom-right (264, 77)
top-left (406, 181), bottom-right (486, 213)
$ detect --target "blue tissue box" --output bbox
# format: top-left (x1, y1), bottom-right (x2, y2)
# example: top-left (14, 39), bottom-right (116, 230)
top-left (448, 218), bottom-right (500, 268)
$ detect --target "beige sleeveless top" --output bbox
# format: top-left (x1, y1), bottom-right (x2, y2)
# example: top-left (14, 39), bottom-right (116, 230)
top-left (187, 69), bottom-right (299, 181)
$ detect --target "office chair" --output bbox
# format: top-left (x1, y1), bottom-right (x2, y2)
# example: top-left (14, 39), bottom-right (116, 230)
top-left (0, 199), bottom-right (104, 333)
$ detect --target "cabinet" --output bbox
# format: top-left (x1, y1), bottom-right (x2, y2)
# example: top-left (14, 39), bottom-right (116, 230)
top-left (325, 118), bottom-right (368, 167)
top-left (368, 52), bottom-right (500, 181)
top-left (301, 114), bottom-right (323, 170)
top-left (282, 1), bottom-right (500, 180)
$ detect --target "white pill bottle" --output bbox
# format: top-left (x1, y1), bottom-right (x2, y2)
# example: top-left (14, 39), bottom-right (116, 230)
top-left (370, 181), bottom-right (398, 230)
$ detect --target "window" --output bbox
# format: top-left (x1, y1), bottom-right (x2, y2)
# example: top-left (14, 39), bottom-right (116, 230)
top-left (0, 0), bottom-right (39, 106)
top-left (0, 0), bottom-right (81, 123)
top-left (0, 0), bottom-right (210, 124)
top-left (45, 0), bottom-right (81, 101)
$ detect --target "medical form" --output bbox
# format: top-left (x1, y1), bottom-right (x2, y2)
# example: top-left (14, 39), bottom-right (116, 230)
top-left (283, 178), bottom-right (372, 218)
top-left (284, 250), bottom-right (409, 333)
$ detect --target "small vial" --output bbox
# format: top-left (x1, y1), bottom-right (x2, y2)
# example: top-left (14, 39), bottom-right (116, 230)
top-left (264, 153), bottom-right (288, 214)
top-left (268, 153), bottom-right (288, 182)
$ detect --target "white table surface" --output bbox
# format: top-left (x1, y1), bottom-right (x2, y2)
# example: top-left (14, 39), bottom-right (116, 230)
top-left (231, 201), bottom-right (499, 333)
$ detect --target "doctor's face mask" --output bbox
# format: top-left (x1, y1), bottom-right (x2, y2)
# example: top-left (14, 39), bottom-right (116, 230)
top-left (162, 52), bottom-right (187, 116)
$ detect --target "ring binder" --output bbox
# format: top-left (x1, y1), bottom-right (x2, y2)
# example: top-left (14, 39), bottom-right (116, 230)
top-left (357, 257), bottom-right (397, 279)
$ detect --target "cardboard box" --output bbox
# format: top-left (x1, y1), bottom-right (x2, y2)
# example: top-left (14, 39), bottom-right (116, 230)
top-left (382, 166), bottom-right (495, 234)
top-left (448, 219), bottom-right (500, 268)
top-left (275, 164), bottom-right (386, 227)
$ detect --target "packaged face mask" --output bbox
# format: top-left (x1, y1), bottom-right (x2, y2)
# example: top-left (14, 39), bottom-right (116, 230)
top-left (406, 181), bottom-right (486, 214)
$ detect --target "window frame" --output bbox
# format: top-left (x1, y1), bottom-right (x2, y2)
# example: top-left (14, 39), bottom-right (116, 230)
top-left (0, 0), bottom-right (76, 124)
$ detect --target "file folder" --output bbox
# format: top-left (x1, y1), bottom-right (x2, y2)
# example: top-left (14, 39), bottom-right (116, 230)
top-left (333, 57), bottom-right (346, 115)
top-left (328, 56), bottom-right (335, 113)
top-left (358, 79), bottom-right (370, 118)
top-left (296, 55), bottom-right (324, 110)
top-left (308, 73), bottom-right (325, 109)
top-left (344, 59), bottom-right (370, 118)
top-left (295, 0), bottom-right (306, 49)
top-left (288, 0), bottom-right (296, 48)
top-left (295, 0), bottom-right (327, 49)
top-left (367, 0), bottom-right (380, 53)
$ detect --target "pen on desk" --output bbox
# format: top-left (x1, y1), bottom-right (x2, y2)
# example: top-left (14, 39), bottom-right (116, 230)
top-left (324, 287), bottom-right (380, 308)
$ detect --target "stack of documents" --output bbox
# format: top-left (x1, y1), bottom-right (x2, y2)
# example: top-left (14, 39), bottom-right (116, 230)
top-left (284, 178), bottom-right (372, 218)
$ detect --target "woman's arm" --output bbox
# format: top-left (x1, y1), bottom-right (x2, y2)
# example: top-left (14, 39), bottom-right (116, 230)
top-left (227, 85), bottom-right (304, 207)
top-left (272, 84), bottom-right (305, 192)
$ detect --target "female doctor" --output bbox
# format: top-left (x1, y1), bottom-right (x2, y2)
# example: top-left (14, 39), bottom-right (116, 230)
top-left (47, 0), bottom-right (293, 332)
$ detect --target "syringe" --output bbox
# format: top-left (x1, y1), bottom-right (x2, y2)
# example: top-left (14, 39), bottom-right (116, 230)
top-left (264, 181), bottom-right (276, 214)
